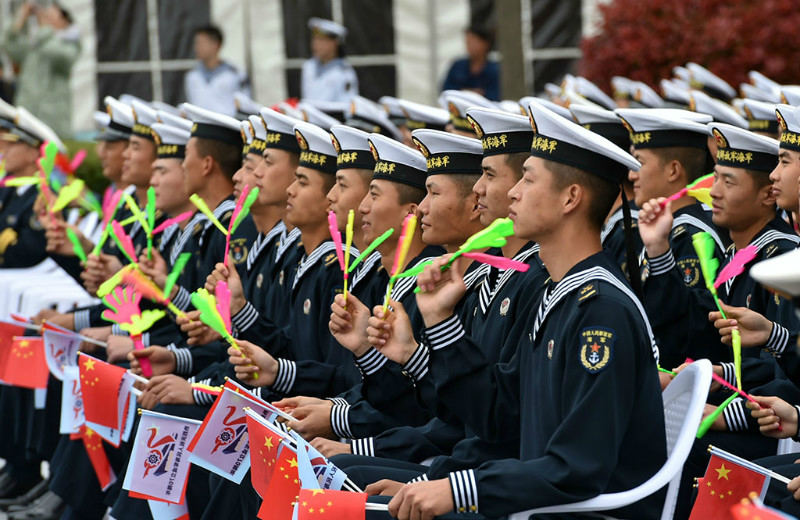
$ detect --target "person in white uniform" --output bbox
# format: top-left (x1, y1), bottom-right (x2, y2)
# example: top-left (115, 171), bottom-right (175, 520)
top-left (183, 25), bottom-right (250, 117)
top-left (301, 18), bottom-right (358, 103)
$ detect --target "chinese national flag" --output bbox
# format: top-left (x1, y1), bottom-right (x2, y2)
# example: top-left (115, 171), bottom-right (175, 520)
top-left (257, 443), bottom-right (300, 520)
top-left (689, 454), bottom-right (769, 520)
top-left (79, 353), bottom-right (127, 429)
top-left (246, 414), bottom-right (286, 499)
top-left (0, 336), bottom-right (48, 389)
top-left (0, 323), bottom-right (25, 375)
top-left (731, 498), bottom-right (795, 519)
top-left (80, 426), bottom-right (116, 491)
top-left (297, 489), bottom-right (367, 519)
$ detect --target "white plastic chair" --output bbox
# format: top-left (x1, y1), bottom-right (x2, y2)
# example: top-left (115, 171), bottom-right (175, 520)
top-left (509, 359), bottom-right (712, 520)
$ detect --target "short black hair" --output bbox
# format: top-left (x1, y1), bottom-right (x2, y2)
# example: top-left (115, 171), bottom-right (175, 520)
top-left (54, 2), bottom-right (72, 24)
top-left (466, 25), bottom-right (495, 46)
top-left (503, 151), bottom-right (529, 181)
top-left (395, 183), bottom-right (426, 206)
top-left (650, 147), bottom-right (708, 184)
top-left (194, 137), bottom-right (241, 179)
top-left (545, 159), bottom-right (620, 230)
top-left (194, 25), bottom-right (223, 46)
top-left (450, 173), bottom-right (481, 198)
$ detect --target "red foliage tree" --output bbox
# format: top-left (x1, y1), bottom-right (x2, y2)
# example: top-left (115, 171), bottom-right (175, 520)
top-left (580, 0), bottom-right (800, 95)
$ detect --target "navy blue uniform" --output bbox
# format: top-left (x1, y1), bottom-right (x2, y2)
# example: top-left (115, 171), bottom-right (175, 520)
top-left (420, 252), bottom-right (665, 519)
top-left (640, 202), bottom-right (728, 369)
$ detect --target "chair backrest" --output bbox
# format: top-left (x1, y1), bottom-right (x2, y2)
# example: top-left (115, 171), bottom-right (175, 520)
top-left (508, 359), bottom-right (711, 520)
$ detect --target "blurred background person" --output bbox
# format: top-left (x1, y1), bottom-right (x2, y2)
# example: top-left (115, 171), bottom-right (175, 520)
top-left (1, 1), bottom-right (80, 138)
top-left (301, 17), bottom-right (358, 103)
top-left (441, 24), bottom-right (499, 101)
top-left (183, 24), bottom-right (250, 117)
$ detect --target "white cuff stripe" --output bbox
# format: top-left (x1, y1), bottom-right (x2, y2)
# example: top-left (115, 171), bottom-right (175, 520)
top-left (766, 323), bottom-right (789, 355)
top-left (330, 403), bottom-right (352, 438)
top-left (327, 397), bottom-right (348, 406)
top-left (449, 469), bottom-right (478, 514)
top-left (720, 362), bottom-right (737, 388)
top-left (403, 344), bottom-right (430, 381)
top-left (354, 347), bottom-right (388, 375)
top-left (273, 359), bottom-right (296, 394)
top-left (173, 286), bottom-right (191, 311)
top-left (231, 301), bottom-right (259, 333)
top-left (722, 399), bottom-right (748, 431)
top-left (647, 250), bottom-right (676, 276)
top-left (408, 474), bottom-right (429, 483)
top-left (74, 310), bottom-right (90, 332)
top-left (425, 315), bottom-right (465, 350)
top-left (351, 438), bottom-right (374, 457)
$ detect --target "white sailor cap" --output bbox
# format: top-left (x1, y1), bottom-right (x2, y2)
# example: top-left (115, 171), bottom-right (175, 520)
top-left (749, 71), bottom-right (781, 93)
top-left (496, 100), bottom-right (525, 114)
top-left (234, 93), bottom-right (262, 118)
top-left (614, 107), bottom-right (710, 150)
top-left (689, 90), bottom-right (748, 128)
top-left (93, 111), bottom-right (129, 142)
top-left (465, 107), bottom-right (532, 157)
top-left (544, 82), bottom-right (563, 99)
top-left (527, 100), bottom-right (639, 183)
top-left (150, 101), bottom-right (180, 116)
top-left (611, 76), bottom-right (635, 100)
top-left (740, 83), bottom-right (781, 104)
top-left (411, 128), bottom-right (483, 176)
top-left (519, 97), bottom-right (571, 120)
top-left (367, 132), bottom-right (427, 188)
top-left (708, 122), bottom-right (778, 173)
top-left (297, 101), bottom-right (340, 130)
top-left (687, 62), bottom-right (736, 101)
top-left (568, 76), bottom-right (616, 110)
top-left (277, 102), bottom-right (305, 121)
top-left (378, 96), bottom-right (406, 126)
top-left (569, 104), bottom-right (630, 150)
top-left (104, 96), bottom-right (135, 136)
top-left (308, 17), bottom-right (347, 40)
top-left (631, 81), bottom-right (664, 108)
top-left (750, 249), bottom-right (800, 297)
top-left (673, 66), bottom-right (691, 82)
top-left (294, 120), bottom-right (337, 175)
top-left (441, 90), bottom-right (496, 134)
top-left (130, 99), bottom-right (159, 141)
top-left (119, 93), bottom-right (149, 107)
top-left (156, 110), bottom-right (192, 132)
top-left (774, 104), bottom-right (800, 153)
top-left (301, 99), bottom-right (348, 122)
top-left (181, 102), bottom-right (243, 147)
top-left (780, 86), bottom-right (800, 106)
top-left (248, 114), bottom-right (267, 142)
top-left (259, 107), bottom-right (303, 153)
top-left (347, 96), bottom-right (402, 141)
top-left (151, 123), bottom-right (190, 159)
top-left (740, 99), bottom-right (778, 134)
top-left (0, 98), bottom-right (17, 129)
top-left (330, 124), bottom-right (375, 171)
top-left (660, 79), bottom-right (692, 106)
top-left (9, 107), bottom-right (66, 152)
top-left (240, 115), bottom-right (267, 156)
top-left (398, 99), bottom-right (449, 131)
top-left (238, 120), bottom-right (257, 155)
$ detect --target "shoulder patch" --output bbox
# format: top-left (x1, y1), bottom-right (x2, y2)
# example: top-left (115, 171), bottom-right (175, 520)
top-left (764, 243), bottom-right (779, 258)
top-left (579, 327), bottom-right (615, 374)
top-left (324, 253), bottom-right (337, 266)
top-left (230, 237), bottom-right (249, 264)
top-left (676, 257), bottom-right (701, 287)
top-left (577, 282), bottom-right (598, 304)
top-left (222, 210), bottom-right (233, 222)
top-left (671, 224), bottom-right (686, 238)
